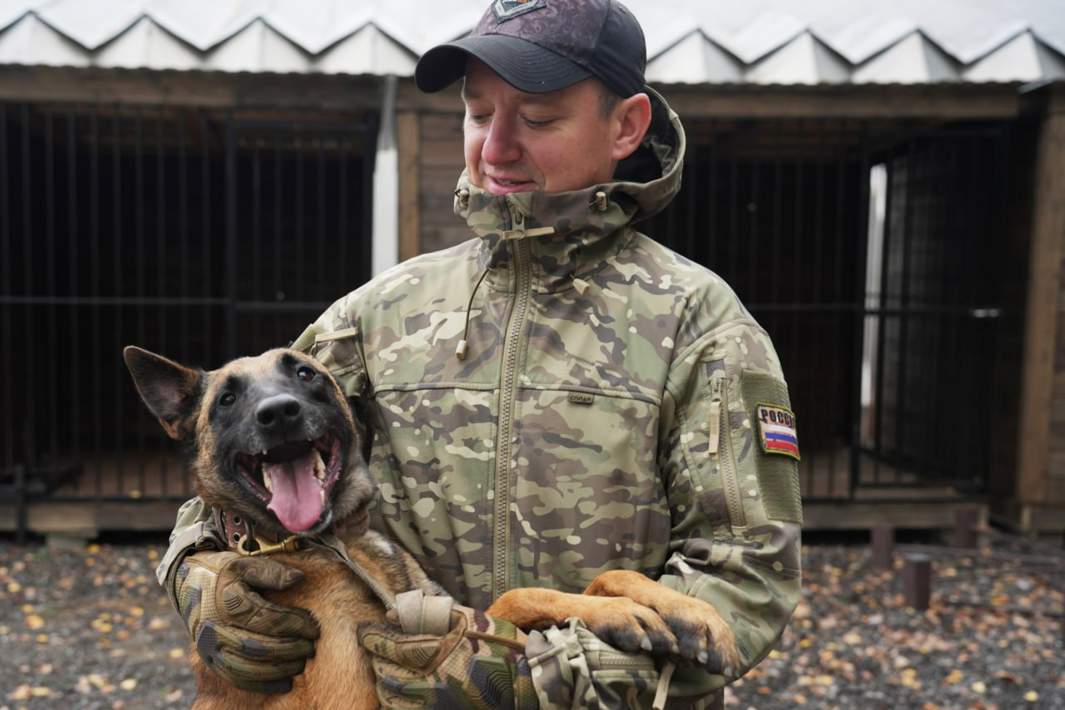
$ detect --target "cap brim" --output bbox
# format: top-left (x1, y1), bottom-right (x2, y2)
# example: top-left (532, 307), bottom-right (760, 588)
top-left (415, 35), bottom-right (592, 94)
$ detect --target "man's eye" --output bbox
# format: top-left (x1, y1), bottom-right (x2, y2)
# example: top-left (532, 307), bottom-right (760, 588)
top-left (522, 116), bottom-right (554, 128)
top-left (467, 113), bottom-right (490, 124)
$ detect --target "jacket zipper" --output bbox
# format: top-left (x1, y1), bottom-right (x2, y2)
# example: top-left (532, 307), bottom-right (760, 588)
top-left (492, 205), bottom-right (533, 601)
top-left (711, 373), bottom-right (747, 534)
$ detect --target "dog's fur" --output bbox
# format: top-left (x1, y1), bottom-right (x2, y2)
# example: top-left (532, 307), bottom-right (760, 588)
top-left (125, 346), bottom-right (441, 709)
top-left (126, 345), bottom-right (739, 708)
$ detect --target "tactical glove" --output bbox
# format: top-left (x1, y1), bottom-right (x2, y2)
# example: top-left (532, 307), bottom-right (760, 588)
top-left (172, 550), bottom-right (319, 693)
top-left (357, 593), bottom-right (538, 709)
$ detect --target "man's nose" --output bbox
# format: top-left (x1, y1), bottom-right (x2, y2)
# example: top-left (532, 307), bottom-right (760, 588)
top-left (482, 114), bottom-right (521, 165)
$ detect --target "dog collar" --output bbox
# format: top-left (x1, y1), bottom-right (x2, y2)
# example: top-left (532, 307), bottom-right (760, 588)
top-left (213, 506), bottom-right (396, 611)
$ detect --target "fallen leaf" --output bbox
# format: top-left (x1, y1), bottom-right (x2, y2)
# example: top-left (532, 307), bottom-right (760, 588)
top-left (971, 681), bottom-right (987, 694)
top-left (8, 685), bottom-right (32, 701)
top-left (148, 617), bottom-right (171, 631)
top-left (25, 614), bottom-right (44, 630)
top-left (119, 678), bottom-right (137, 691)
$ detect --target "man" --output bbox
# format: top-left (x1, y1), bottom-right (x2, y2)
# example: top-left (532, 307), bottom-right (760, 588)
top-left (158, 0), bottom-right (802, 707)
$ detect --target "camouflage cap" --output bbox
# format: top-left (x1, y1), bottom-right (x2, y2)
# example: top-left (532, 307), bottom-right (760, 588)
top-left (415, 0), bottom-right (646, 97)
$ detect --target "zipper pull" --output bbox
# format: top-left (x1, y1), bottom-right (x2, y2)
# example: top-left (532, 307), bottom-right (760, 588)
top-left (708, 375), bottom-right (724, 455)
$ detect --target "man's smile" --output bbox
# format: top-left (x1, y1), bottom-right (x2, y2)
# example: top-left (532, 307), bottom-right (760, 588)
top-left (484, 174), bottom-right (539, 195)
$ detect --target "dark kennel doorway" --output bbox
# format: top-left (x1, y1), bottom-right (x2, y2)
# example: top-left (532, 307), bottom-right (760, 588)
top-left (646, 119), bottom-right (1013, 502)
top-left (0, 102), bottom-right (376, 514)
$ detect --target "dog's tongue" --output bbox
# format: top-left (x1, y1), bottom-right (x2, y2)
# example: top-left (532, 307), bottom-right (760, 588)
top-left (265, 450), bottom-right (323, 532)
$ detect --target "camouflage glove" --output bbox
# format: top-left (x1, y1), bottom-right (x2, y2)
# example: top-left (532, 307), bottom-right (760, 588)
top-left (357, 595), bottom-right (538, 709)
top-left (172, 550), bottom-right (320, 693)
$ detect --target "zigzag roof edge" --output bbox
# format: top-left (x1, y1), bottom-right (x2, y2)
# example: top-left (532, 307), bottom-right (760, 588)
top-left (648, 27), bottom-right (743, 66)
top-left (854, 28), bottom-right (961, 70)
top-left (957, 20), bottom-right (1031, 66)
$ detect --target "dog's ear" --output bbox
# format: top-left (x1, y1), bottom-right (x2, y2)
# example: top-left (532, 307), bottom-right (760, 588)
top-left (123, 346), bottom-right (204, 441)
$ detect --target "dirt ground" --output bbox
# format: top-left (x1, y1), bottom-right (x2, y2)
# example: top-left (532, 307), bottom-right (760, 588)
top-left (0, 530), bottom-right (1062, 709)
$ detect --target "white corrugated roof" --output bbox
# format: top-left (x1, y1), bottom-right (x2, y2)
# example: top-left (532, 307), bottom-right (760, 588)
top-left (1, 0), bottom-right (1063, 84)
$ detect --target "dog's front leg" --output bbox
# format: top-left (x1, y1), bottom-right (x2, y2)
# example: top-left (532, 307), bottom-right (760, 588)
top-left (487, 587), bottom-right (679, 656)
top-left (584, 570), bottom-right (740, 669)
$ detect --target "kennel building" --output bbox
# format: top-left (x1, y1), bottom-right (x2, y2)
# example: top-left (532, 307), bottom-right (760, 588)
top-left (1, 1), bottom-right (1064, 537)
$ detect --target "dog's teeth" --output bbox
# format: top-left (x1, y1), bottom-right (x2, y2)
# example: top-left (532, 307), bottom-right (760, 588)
top-left (263, 470), bottom-right (273, 492)
top-left (313, 450), bottom-right (326, 481)
top-left (319, 488), bottom-right (326, 504)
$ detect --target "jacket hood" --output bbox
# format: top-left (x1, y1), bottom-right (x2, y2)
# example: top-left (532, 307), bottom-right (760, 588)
top-left (454, 86), bottom-right (686, 249)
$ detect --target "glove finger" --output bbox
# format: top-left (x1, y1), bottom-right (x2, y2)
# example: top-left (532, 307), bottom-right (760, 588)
top-left (228, 555), bottom-right (306, 591)
top-left (223, 584), bottom-right (320, 640)
top-left (208, 653), bottom-right (304, 694)
top-left (195, 622), bottom-right (307, 691)
top-left (357, 622), bottom-right (444, 670)
top-left (210, 622), bottom-right (317, 663)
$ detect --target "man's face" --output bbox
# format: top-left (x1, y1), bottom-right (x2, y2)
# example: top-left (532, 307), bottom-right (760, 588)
top-left (462, 59), bottom-right (619, 196)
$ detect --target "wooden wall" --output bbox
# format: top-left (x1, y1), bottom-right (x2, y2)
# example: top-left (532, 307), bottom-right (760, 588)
top-left (1012, 84), bottom-right (1065, 531)
top-left (396, 84), bottom-right (466, 260)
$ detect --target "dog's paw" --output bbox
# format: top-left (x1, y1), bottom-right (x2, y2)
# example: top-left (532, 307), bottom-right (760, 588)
top-left (585, 570), bottom-right (741, 672)
top-left (578, 597), bottom-right (679, 657)
top-left (647, 593), bottom-right (740, 671)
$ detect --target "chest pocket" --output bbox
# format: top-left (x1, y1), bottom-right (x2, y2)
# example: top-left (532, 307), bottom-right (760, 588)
top-left (310, 327), bottom-right (368, 399)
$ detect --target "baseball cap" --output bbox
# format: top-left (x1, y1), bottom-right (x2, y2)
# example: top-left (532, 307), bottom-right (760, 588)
top-left (415, 0), bottom-right (647, 97)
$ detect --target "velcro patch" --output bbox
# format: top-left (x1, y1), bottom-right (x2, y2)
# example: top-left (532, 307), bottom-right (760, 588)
top-left (756, 404), bottom-right (800, 461)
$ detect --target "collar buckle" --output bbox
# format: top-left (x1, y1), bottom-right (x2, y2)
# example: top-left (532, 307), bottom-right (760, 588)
top-left (237, 533), bottom-right (303, 557)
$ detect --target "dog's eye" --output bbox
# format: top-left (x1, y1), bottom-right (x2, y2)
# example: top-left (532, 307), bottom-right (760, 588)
top-left (296, 366), bottom-right (317, 382)
top-left (219, 392), bottom-right (236, 406)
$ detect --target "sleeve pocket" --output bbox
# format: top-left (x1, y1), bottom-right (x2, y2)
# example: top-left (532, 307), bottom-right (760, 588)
top-left (739, 372), bottom-right (803, 525)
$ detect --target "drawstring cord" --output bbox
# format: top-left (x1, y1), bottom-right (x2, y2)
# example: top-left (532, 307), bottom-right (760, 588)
top-left (652, 661), bottom-right (676, 710)
top-left (455, 264), bottom-right (491, 361)
top-left (455, 191), bottom-right (605, 361)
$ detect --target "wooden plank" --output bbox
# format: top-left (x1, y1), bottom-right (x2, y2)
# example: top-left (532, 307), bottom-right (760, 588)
top-left (0, 501), bottom-right (182, 533)
top-left (660, 84), bottom-right (1020, 119)
top-left (0, 498), bottom-right (996, 533)
top-left (803, 502), bottom-right (987, 530)
top-left (990, 500), bottom-right (1065, 534)
top-left (0, 66), bottom-right (381, 111)
top-left (421, 137), bottom-right (465, 167)
top-left (397, 77), bottom-right (1020, 119)
top-left (397, 79), bottom-right (463, 113)
top-left (4, 69), bottom-right (1018, 119)
top-left (1016, 86), bottom-right (1065, 506)
top-left (396, 111), bottom-right (421, 262)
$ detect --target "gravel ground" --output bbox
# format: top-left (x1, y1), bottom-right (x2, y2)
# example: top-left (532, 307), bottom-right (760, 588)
top-left (1, 530), bottom-right (1062, 709)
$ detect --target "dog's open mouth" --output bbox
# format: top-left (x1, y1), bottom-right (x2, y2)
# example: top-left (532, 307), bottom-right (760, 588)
top-left (235, 434), bottom-right (343, 533)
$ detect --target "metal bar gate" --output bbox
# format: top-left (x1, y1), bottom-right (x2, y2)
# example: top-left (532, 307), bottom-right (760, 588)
top-left (0, 102), bottom-right (377, 537)
top-left (646, 118), bottom-right (1011, 503)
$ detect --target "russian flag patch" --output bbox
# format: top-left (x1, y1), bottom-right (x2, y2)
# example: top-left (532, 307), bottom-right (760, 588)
top-left (756, 404), bottom-right (800, 461)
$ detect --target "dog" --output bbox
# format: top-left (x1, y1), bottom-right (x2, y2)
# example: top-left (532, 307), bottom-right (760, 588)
top-left (125, 345), bottom-right (738, 708)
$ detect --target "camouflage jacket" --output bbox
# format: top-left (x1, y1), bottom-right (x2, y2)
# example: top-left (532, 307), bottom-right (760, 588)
top-left (162, 89), bottom-right (801, 707)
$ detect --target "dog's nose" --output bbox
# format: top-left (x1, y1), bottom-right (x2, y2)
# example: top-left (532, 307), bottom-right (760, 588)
top-left (256, 394), bottom-right (303, 431)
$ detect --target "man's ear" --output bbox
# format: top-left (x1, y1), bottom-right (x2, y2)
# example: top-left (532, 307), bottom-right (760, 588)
top-left (611, 92), bottom-right (652, 163)
top-left (122, 346), bottom-right (204, 441)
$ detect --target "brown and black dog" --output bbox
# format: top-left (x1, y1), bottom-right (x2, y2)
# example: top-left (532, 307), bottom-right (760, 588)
top-left (125, 346), bottom-right (738, 708)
